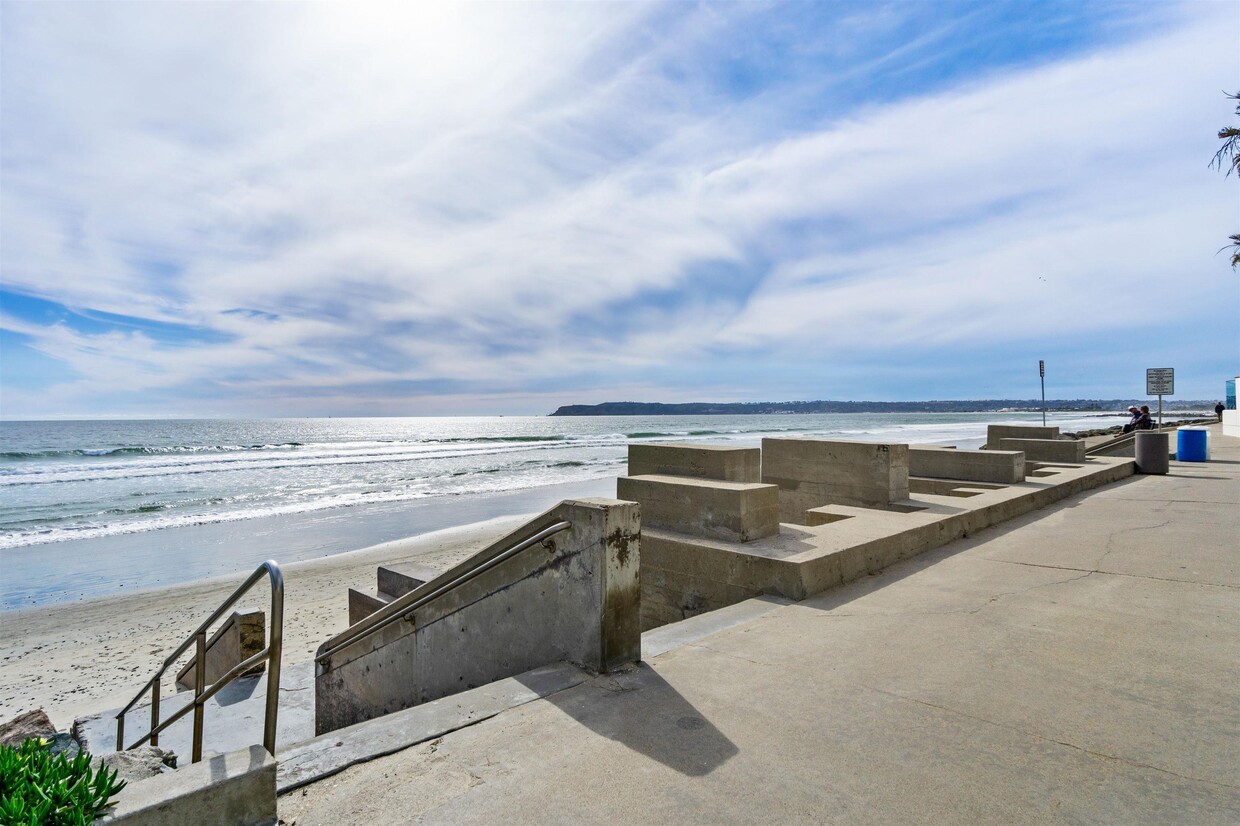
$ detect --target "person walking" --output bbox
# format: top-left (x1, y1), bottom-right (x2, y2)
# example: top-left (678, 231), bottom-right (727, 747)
top-left (1216, 401), bottom-right (1226, 422)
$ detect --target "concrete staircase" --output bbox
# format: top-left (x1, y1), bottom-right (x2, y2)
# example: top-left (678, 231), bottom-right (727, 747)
top-left (315, 498), bottom-right (642, 735)
top-left (346, 563), bottom-right (441, 625)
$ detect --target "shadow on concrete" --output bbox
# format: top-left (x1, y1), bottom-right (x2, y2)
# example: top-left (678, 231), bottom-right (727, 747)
top-left (522, 663), bottom-right (738, 777)
top-left (213, 674), bottom-right (262, 707)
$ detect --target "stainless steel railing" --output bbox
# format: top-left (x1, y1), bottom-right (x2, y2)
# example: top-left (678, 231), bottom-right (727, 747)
top-left (315, 520), bottom-right (571, 667)
top-left (115, 560), bottom-right (284, 762)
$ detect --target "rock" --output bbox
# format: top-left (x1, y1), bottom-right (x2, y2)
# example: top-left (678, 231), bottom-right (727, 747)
top-left (0, 708), bottom-right (57, 747)
top-left (47, 732), bottom-right (81, 759)
top-left (91, 746), bottom-right (179, 783)
top-left (70, 712), bottom-right (107, 755)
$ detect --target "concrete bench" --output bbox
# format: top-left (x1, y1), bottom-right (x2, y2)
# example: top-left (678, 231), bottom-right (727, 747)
top-left (617, 474), bottom-right (779, 542)
top-left (999, 437), bottom-right (1085, 464)
top-left (986, 425), bottom-right (1059, 449)
top-left (627, 443), bottom-right (760, 482)
top-left (761, 438), bottom-right (909, 521)
top-left (909, 446), bottom-right (1024, 484)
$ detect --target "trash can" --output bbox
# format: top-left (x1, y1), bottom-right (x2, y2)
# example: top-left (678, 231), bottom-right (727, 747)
top-left (1134, 431), bottom-right (1169, 474)
top-left (1177, 427), bottom-right (1210, 462)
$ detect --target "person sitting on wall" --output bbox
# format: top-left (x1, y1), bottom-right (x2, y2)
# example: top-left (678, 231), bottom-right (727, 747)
top-left (1134, 405), bottom-right (1154, 430)
top-left (1120, 406), bottom-right (1142, 434)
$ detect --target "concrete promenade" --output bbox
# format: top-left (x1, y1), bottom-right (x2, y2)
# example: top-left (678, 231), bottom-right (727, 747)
top-left (282, 426), bottom-right (1239, 825)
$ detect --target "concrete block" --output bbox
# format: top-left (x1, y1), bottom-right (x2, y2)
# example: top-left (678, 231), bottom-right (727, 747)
top-left (761, 438), bottom-right (910, 521)
top-left (97, 744), bottom-right (275, 826)
top-left (909, 446), bottom-right (1024, 484)
top-left (998, 437), bottom-right (1085, 464)
top-left (315, 499), bottom-right (641, 734)
top-left (617, 475), bottom-right (779, 542)
top-left (175, 611), bottom-right (264, 691)
top-left (627, 443), bottom-right (761, 482)
top-left (347, 589), bottom-right (390, 626)
top-left (377, 563), bottom-right (439, 599)
top-left (986, 424), bottom-right (1059, 449)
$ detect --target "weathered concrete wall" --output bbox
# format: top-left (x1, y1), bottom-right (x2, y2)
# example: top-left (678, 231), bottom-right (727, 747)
top-left (628, 443), bottom-right (761, 483)
top-left (986, 425), bottom-right (1059, 449)
top-left (616, 475), bottom-right (778, 542)
top-left (909, 446), bottom-right (1025, 484)
top-left (998, 437), bottom-right (1085, 463)
top-left (315, 499), bottom-right (640, 734)
top-left (175, 611), bottom-right (265, 691)
top-left (761, 438), bottom-right (910, 521)
top-left (377, 563), bottom-right (439, 599)
top-left (98, 745), bottom-right (275, 826)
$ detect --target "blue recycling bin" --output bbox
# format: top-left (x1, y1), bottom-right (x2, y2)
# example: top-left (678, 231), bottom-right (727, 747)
top-left (1177, 427), bottom-right (1209, 462)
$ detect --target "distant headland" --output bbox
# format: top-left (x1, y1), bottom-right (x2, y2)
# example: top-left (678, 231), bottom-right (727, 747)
top-left (549, 399), bottom-right (1212, 416)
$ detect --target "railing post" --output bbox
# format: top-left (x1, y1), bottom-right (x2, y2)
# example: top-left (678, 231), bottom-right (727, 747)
top-left (116, 714), bottom-right (125, 752)
top-left (150, 679), bottom-right (160, 747)
top-left (263, 563), bottom-right (284, 756)
top-left (192, 630), bottom-right (206, 763)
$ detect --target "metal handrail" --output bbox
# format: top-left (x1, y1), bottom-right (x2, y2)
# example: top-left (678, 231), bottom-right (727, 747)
top-left (116, 560), bottom-right (284, 762)
top-left (316, 520), bottom-right (571, 666)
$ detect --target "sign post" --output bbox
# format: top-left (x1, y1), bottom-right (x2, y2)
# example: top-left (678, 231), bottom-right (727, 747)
top-left (1146, 368), bottom-right (1174, 429)
top-left (1039, 360), bottom-right (1046, 425)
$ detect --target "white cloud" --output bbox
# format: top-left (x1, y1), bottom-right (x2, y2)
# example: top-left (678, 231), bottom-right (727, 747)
top-left (1, 1), bottom-right (1236, 416)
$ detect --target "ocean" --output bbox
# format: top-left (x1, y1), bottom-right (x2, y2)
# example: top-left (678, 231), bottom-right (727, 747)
top-left (0, 412), bottom-right (1122, 608)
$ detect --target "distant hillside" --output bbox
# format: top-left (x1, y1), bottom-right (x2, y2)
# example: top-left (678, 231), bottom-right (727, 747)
top-left (550, 399), bottom-right (1214, 416)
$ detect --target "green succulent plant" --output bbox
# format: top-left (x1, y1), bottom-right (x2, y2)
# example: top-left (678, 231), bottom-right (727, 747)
top-left (0, 738), bottom-right (126, 825)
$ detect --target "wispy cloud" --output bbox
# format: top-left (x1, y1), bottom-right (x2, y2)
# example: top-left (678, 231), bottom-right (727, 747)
top-left (1, 1), bottom-right (1236, 417)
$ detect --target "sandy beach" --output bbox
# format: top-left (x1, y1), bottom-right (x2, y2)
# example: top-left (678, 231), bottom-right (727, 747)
top-left (0, 515), bottom-right (529, 731)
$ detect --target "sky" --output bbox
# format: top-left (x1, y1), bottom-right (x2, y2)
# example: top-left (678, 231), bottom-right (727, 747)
top-left (1, 1), bottom-right (1237, 419)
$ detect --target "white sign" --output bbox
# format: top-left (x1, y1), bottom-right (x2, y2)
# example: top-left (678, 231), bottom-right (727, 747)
top-left (1146, 367), bottom-right (1174, 395)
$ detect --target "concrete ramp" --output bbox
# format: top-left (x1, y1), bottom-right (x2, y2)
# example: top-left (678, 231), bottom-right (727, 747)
top-left (314, 498), bottom-right (640, 734)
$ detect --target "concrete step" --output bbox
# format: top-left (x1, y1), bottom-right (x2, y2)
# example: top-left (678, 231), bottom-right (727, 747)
top-left (346, 588), bottom-right (392, 626)
top-left (347, 562), bottom-right (445, 625)
top-left (376, 563), bottom-right (440, 599)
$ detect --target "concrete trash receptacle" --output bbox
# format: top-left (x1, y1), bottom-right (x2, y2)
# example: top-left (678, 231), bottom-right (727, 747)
top-left (1134, 431), bottom-right (1169, 474)
top-left (1177, 427), bottom-right (1210, 462)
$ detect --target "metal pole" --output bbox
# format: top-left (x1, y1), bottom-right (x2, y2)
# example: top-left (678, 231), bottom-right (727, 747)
top-left (1158, 394), bottom-right (1163, 429)
top-left (1039, 360), bottom-right (1046, 426)
top-left (192, 631), bottom-right (206, 763)
top-left (262, 562), bottom-right (284, 756)
top-left (150, 679), bottom-right (160, 747)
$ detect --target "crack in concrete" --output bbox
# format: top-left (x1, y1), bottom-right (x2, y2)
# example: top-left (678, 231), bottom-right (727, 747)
top-left (682, 642), bottom-right (783, 671)
top-left (1095, 518), bottom-right (1172, 571)
top-left (985, 559), bottom-right (1238, 589)
top-left (863, 685), bottom-right (1239, 791)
